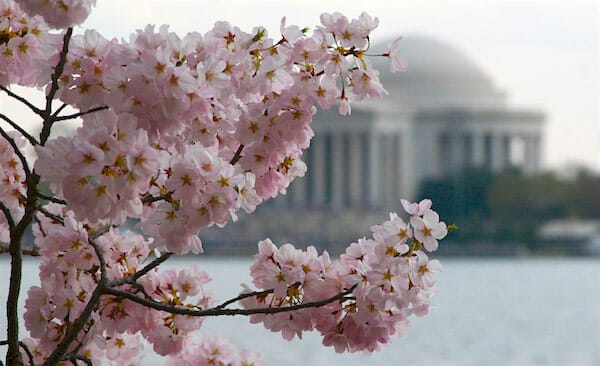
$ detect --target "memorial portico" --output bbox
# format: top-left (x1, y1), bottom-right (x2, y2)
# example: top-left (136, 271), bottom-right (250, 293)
top-left (279, 35), bottom-right (545, 211)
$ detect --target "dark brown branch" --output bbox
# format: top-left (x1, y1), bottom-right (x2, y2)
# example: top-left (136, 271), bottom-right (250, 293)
top-left (141, 193), bottom-right (171, 205)
top-left (89, 225), bottom-right (112, 240)
top-left (51, 103), bottom-right (68, 118)
top-left (42, 284), bottom-right (104, 366)
top-left (0, 112), bottom-right (38, 146)
top-left (109, 252), bottom-right (173, 287)
top-left (0, 340), bottom-right (35, 366)
top-left (53, 105), bottom-right (109, 122)
top-left (0, 125), bottom-right (32, 182)
top-left (0, 84), bottom-right (44, 116)
top-left (40, 27), bottom-right (73, 145)
top-left (36, 192), bottom-right (67, 205)
top-left (0, 201), bottom-right (15, 232)
top-left (87, 237), bottom-right (107, 282)
top-left (35, 205), bottom-right (65, 225)
top-left (103, 284), bottom-right (358, 318)
top-left (214, 287), bottom-right (275, 310)
top-left (230, 144), bottom-right (244, 165)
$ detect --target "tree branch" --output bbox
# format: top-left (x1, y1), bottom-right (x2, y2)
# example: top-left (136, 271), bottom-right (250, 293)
top-left (109, 252), bottom-right (173, 287)
top-left (51, 103), bottom-right (68, 118)
top-left (41, 285), bottom-right (104, 366)
top-left (141, 193), bottom-right (171, 205)
top-left (102, 284), bottom-right (357, 318)
top-left (40, 27), bottom-right (73, 145)
top-left (214, 287), bottom-right (275, 310)
top-left (0, 340), bottom-right (35, 366)
top-left (0, 125), bottom-right (32, 182)
top-left (36, 192), bottom-right (67, 205)
top-left (230, 144), bottom-right (244, 165)
top-left (53, 105), bottom-right (109, 122)
top-left (0, 201), bottom-right (16, 233)
top-left (0, 112), bottom-right (38, 146)
top-left (0, 84), bottom-right (44, 117)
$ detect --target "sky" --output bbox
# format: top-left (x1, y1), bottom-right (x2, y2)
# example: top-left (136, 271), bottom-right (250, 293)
top-left (4, 0), bottom-right (599, 172)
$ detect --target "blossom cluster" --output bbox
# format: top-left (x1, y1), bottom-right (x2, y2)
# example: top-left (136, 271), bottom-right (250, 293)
top-left (22, 204), bottom-right (214, 364)
top-left (17, 0), bottom-right (96, 29)
top-left (29, 11), bottom-right (398, 255)
top-left (0, 0), bottom-right (61, 87)
top-left (241, 199), bottom-right (447, 353)
top-left (0, 130), bottom-right (25, 242)
top-left (167, 334), bottom-right (263, 366)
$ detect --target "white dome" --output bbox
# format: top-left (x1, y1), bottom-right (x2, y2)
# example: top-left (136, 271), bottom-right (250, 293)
top-left (367, 35), bottom-right (507, 111)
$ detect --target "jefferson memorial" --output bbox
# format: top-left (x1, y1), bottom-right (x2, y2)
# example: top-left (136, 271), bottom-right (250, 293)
top-left (205, 35), bottom-right (545, 250)
top-left (278, 35), bottom-right (545, 211)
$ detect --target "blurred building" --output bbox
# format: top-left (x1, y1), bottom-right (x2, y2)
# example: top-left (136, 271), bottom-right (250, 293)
top-left (279, 35), bottom-right (545, 211)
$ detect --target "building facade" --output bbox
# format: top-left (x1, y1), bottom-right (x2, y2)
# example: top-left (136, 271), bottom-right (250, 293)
top-left (278, 35), bottom-right (545, 211)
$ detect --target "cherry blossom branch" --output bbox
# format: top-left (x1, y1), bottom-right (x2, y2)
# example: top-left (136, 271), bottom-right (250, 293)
top-left (40, 27), bottom-right (73, 144)
top-left (0, 125), bottom-right (32, 182)
top-left (0, 112), bottom-right (38, 146)
top-left (87, 237), bottom-right (108, 282)
top-left (109, 252), bottom-right (174, 287)
top-left (230, 144), bottom-right (244, 165)
top-left (51, 103), bottom-right (69, 119)
top-left (102, 284), bottom-right (357, 317)
top-left (213, 287), bottom-right (275, 310)
top-left (141, 193), bottom-right (171, 205)
top-left (53, 105), bottom-right (109, 122)
top-left (42, 285), bottom-right (104, 366)
top-left (0, 340), bottom-right (35, 366)
top-left (0, 201), bottom-right (15, 232)
top-left (0, 84), bottom-right (44, 117)
top-left (35, 205), bottom-right (64, 225)
top-left (36, 192), bottom-right (67, 205)
top-left (5, 177), bottom-right (41, 365)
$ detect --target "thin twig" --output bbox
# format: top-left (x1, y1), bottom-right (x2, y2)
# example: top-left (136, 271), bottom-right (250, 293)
top-left (87, 237), bottom-right (107, 282)
top-left (40, 27), bottom-right (73, 145)
top-left (89, 225), bottom-right (112, 240)
top-left (51, 103), bottom-right (68, 118)
top-left (109, 252), bottom-right (173, 287)
top-left (103, 284), bottom-right (358, 317)
top-left (230, 144), bottom-right (244, 165)
top-left (141, 193), bottom-right (171, 205)
top-left (0, 340), bottom-right (35, 366)
top-left (42, 285), bottom-right (104, 366)
top-left (36, 192), bottom-right (67, 205)
top-left (0, 125), bottom-right (32, 182)
top-left (53, 105), bottom-right (109, 122)
top-left (0, 112), bottom-right (38, 146)
top-left (214, 287), bottom-right (275, 310)
top-left (36, 205), bottom-right (65, 225)
top-left (0, 84), bottom-right (44, 116)
top-left (0, 201), bottom-right (15, 232)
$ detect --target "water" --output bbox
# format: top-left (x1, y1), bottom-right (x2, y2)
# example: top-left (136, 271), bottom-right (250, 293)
top-left (1, 257), bottom-right (599, 365)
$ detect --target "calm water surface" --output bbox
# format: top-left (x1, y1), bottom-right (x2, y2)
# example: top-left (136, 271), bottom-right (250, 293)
top-left (1, 257), bottom-right (599, 365)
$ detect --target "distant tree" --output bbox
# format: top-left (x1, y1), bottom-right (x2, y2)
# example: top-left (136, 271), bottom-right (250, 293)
top-left (565, 169), bottom-right (600, 218)
top-left (487, 171), bottom-right (568, 245)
